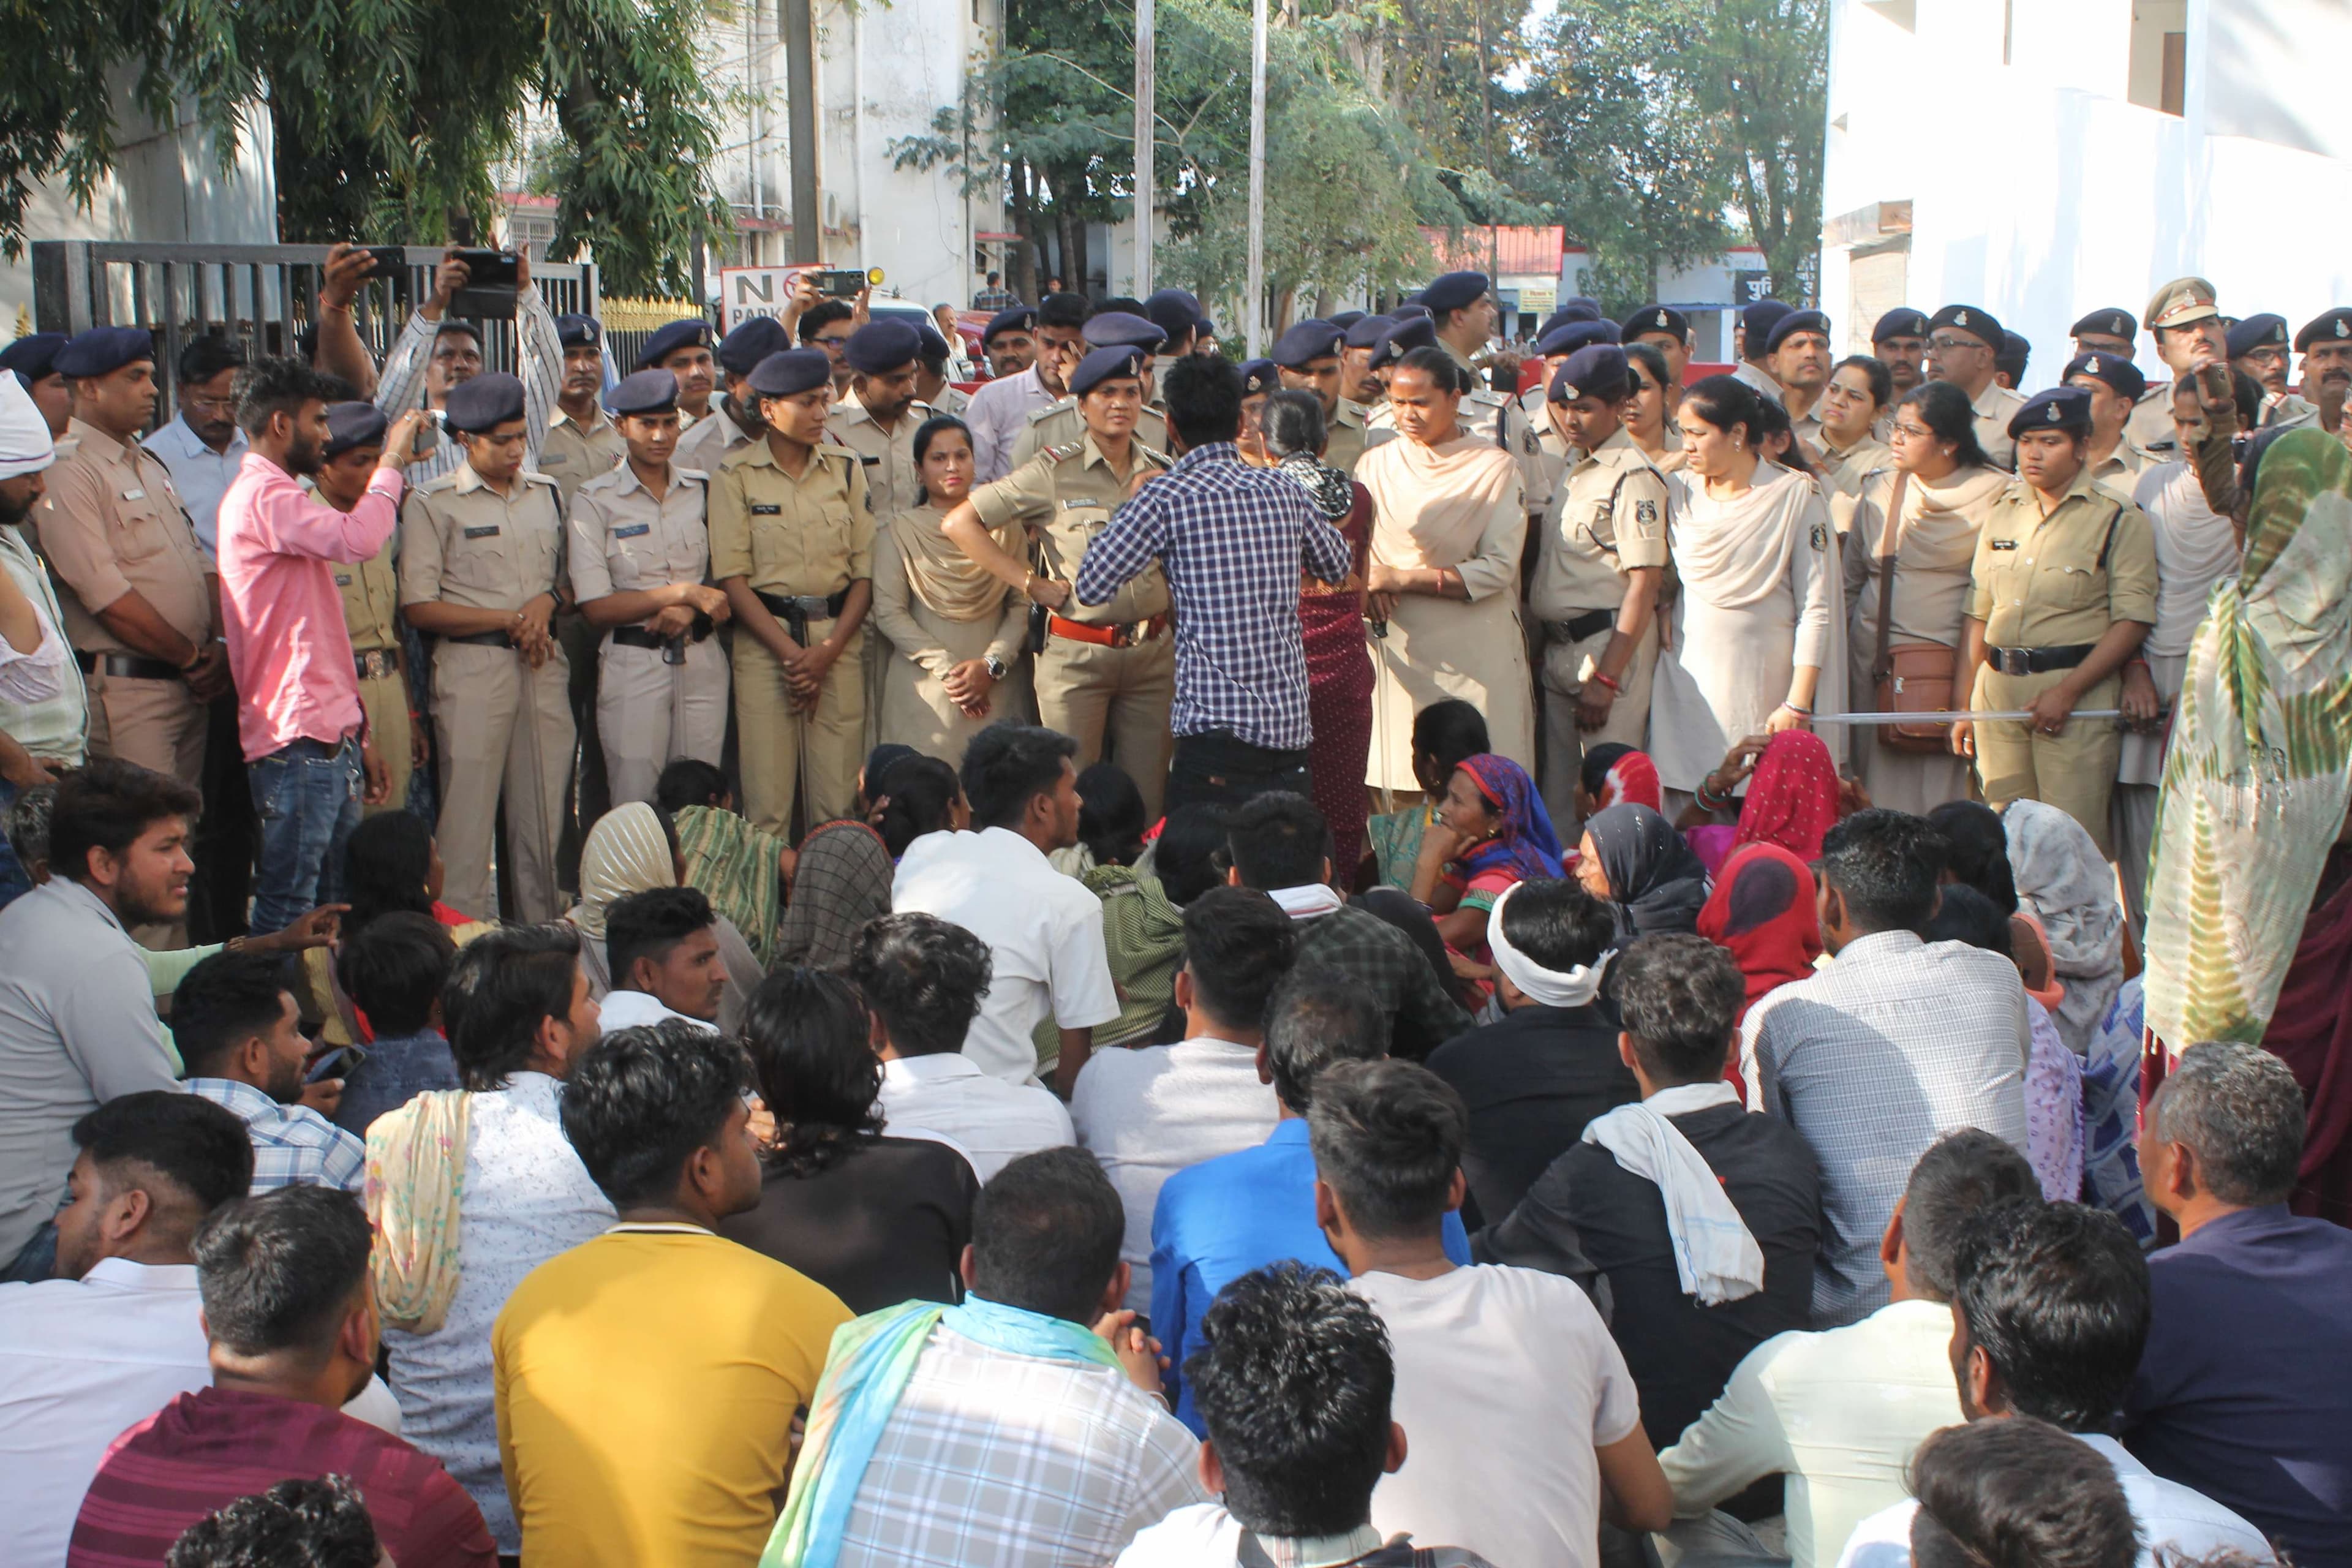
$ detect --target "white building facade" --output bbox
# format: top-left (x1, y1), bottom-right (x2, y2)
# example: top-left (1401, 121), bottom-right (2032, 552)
top-left (1817, 0), bottom-right (2352, 390)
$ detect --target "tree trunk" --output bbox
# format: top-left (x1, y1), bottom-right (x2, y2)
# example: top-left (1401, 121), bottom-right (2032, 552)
top-left (1007, 162), bottom-right (1040, 303)
top-left (1057, 201), bottom-right (1080, 297)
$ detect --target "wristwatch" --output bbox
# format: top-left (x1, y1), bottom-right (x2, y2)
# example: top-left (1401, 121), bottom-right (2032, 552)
top-left (983, 654), bottom-right (1008, 680)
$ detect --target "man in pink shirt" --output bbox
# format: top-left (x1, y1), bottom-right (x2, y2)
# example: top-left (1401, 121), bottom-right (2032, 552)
top-left (215, 360), bottom-right (424, 933)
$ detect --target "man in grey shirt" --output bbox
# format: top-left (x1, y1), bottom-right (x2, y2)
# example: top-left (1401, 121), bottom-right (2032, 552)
top-left (1741, 809), bottom-right (2031, 1328)
top-left (0, 758), bottom-right (194, 1280)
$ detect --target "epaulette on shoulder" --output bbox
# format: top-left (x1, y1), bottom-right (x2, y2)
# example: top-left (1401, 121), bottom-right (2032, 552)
top-left (418, 469), bottom-right (462, 494)
top-left (1028, 399), bottom-right (1074, 424)
top-left (1042, 441), bottom-right (1085, 463)
top-left (1465, 388), bottom-right (1507, 408)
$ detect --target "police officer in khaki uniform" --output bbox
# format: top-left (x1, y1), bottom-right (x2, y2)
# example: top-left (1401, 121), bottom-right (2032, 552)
top-left (311, 402), bottom-right (419, 817)
top-left (1869, 307), bottom-right (1932, 403)
top-left (1008, 311), bottom-right (1171, 470)
top-left (32, 326), bottom-right (225, 788)
top-left (569, 369), bottom-right (732, 807)
top-left (916, 322), bottom-right (970, 418)
top-left (2069, 306), bottom-right (2168, 461)
top-left (1531, 345), bottom-right (1670, 830)
top-left (1765, 309), bottom-right (1836, 455)
top-left (1338, 313), bottom-right (1392, 440)
top-left (942, 344), bottom-right (1176, 820)
top-left (1956, 387), bottom-right (2157, 857)
top-left (637, 318), bottom-right (718, 428)
top-left (2296, 306), bottom-right (2352, 438)
top-left (1924, 304), bottom-right (2027, 470)
top-left (675, 316), bottom-right (791, 477)
top-left (1143, 288), bottom-right (1204, 400)
top-left (1272, 319), bottom-right (1383, 475)
top-left (1362, 313), bottom-right (1440, 439)
top-left (1424, 270), bottom-right (1549, 518)
top-left (827, 319), bottom-right (933, 524)
top-left (398, 372), bottom-right (575, 922)
top-left (2228, 313), bottom-right (2321, 431)
top-left (2062, 352), bottom-right (2150, 499)
top-left (2132, 279), bottom-right (2231, 464)
top-left (1525, 320), bottom-right (1620, 489)
top-left (543, 312), bottom-right (629, 845)
top-left (710, 347), bottom-right (873, 835)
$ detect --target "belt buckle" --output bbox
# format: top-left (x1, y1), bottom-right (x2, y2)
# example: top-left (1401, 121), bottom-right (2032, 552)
top-left (1996, 647), bottom-right (2029, 676)
top-left (1110, 621), bottom-right (1138, 649)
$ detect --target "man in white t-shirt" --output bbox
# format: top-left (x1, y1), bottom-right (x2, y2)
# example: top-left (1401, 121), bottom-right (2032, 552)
top-left (854, 911), bottom-right (1072, 1183)
top-left (595, 886), bottom-right (726, 1034)
top-left (892, 723), bottom-right (1118, 1093)
top-left (1073, 886), bottom-right (1291, 1313)
top-left (1310, 1058), bottom-right (1672, 1567)
top-left (1834, 1197), bottom-right (2267, 1568)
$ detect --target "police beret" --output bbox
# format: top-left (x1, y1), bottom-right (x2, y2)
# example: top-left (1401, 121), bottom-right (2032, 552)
top-left (1550, 344), bottom-right (1631, 405)
top-left (1239, 358), bottom-right (1278, 397)
top-left (2070, 307), bottom-right (2138, 342)
top-left (0, 332), bottom-right (69, 382)
top-left (636, 318), bottom-right (714, 368)
top-left (1390, 303), bottom-right (1435, 322)
top-left (746, 348), bottom-right (833, 399)
top-left (2062, 352), bottom-right (2147, 403)
top-left (1624, 306), bottom-right (1691, 342)
top-left (53, 326), bottom-right (156, 379)
top-left (1082, 312), bottom-right (1167, 352)
top-left (1998, 331), bottom-right (2032, 374)
top-left (1197, 317), bottom-right (1219, 341)
top-left (1370, 315), bottom-right (1438, 369)
top-left (1928, 304), bottom-right (2002, 349)
top-left (556, 314), bottom-right (600, 350)
top-left (1144, 288), bottom-right (1201, 342)
top-left (1871, 308), bottom-right (1930, 343)
top-left (717, 315), bottom-right (791, 375)
top-left (1537, 320), bottom-right (1619, 358)
top-left (1330, 310), bottom-right (1368, 331)
top-left (2294, 307), bottom-right (2352, 352)
top-left (442, 371), bottom-right (527, 433)
top-left (982, 306), bottom-right (1038, 344)
top-left (320, 401), bottom-right (389, 461)
top-left (2226, 314), bottom-right (2287, 360)
top-left (1422, 271), bottom-right (1490, 315)
top-left (1562, 296), bottom-right (1602, 318)
top-left (1539, 304), bottom-right (1602, 337)
top-left (1764, 309), bottom-right (1833, 354)
top-left (1069, 345), bottom-right (1147, 398)
top-left (2007, 386), bottom-right (2092, 440)
top-left (2145, 277), bottom-right (2219, 333)
top-left (1342, 315), bottom-right (1392, 351)
top-left (1740, 300), bottom-right (1793, 348)
top-left (604, 367), bottom-right (682, 417)
top-left (1101, 297), bottom-right (1148, 318)
top-left (1398, 290), bottom-right (1425, 307)
top-left (843, 319), bottom-right (922, 374)
top-left (1272, 319), bottom-right (1345, 369)
top-left (915, 322), bottom-right (952, 362)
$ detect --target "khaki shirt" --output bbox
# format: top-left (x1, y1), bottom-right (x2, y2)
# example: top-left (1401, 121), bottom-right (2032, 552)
top-left (1967, 472), bottom-right (2159, 649)
top-left (674, 398), bottom-right (759, 476)
top-left (540, 405), bottom-right (627, 507)
top-left (1008, 398), bottom-right (1169, 472)
top-left (568, 462), bottom-right (711, 603)
top-left (332, 542), bottom-right (402, 655)
top-left (33, 418), bottom-right (213, 652)
top-left (827, 396), bottom-right (932, 526)
top-left (2125, 380), bottom-right (2179, 459)
top-left (2086, 443), bottom-right (2147, 505)
top-left (969, 435), bottom-right (1170, 625)
top-left (1970, 382), bottom-right (2029, 471)
top-left (399, 464), bottom-right (567, 612)
top-left (1530, 428), bottom-right (1670, 620)
top-left (1326, 399), bottom-right (1386, 475)
top-left (709, 440), bottom-right (872, 597)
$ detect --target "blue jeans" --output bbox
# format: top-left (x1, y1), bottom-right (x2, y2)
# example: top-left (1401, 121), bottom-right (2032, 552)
top-left (249, 734), bottom-right (363, 934)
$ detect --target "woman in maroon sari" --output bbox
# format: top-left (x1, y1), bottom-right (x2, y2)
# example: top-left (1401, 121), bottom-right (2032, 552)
top-left (1265, 389), bottom-right (1376, 875)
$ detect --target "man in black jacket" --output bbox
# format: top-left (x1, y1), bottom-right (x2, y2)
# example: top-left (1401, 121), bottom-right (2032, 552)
top-left (1477, 933), bottom-right (1820, 1455)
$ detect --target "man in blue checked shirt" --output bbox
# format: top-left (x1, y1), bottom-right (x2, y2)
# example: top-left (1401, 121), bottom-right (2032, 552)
top-left (1072, 353), bottom-right (1352, 813)
top-left (176, 951), bottom-right (366, 1194)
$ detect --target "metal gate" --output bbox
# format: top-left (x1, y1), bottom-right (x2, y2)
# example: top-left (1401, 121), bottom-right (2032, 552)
top-left (29, 242), bottom-right (598, 428)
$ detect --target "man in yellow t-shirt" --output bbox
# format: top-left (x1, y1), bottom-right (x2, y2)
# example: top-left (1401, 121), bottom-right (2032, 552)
top-left (494, 1019), bottom-right (851, 1565)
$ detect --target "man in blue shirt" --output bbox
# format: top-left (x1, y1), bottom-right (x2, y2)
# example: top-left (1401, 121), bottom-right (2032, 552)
top-left (2125, 1041), bottom-right (2352, 1568)
top-left (1150, 967), bottom-right (1468, 1434)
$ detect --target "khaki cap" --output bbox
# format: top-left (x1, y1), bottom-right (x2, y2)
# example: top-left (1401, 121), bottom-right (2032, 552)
top-left (2146, 276), bottom-right (2220, 331)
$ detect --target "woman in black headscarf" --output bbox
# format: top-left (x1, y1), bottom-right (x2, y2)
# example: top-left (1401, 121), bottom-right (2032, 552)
top-left (1573, 802), bottom-right (1711, 937)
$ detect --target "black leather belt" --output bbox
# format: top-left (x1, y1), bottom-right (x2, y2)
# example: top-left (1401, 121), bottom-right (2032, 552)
top-left (353, 648), bottom-right (401, 680)
top-left (445, 630), bottom-right (514, 647)
top-left (611, 624), bottom-right (711, 650)
top-left (1988, 643), bottom-right (2094, 677)
top-left (755, 588), bottom-right (850, 622)
top-left (75, 650), bottom-right (183, 680)
top-left (1547, 608), bottom-right (1616, 644)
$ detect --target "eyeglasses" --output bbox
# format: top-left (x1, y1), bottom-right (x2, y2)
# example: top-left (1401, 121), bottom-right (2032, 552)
top-left (180, 393), bottom-right (235, 415)
top-left (1927, 336), bottom-right (1988, 353)
top-left (1888, 421), bottom-right (1934, 440)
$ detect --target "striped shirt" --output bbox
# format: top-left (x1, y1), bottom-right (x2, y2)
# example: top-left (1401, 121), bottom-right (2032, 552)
top-left (375, 284), bottom-right (564, 486)
top-left (66, 1385), bottom-right (494, 1567)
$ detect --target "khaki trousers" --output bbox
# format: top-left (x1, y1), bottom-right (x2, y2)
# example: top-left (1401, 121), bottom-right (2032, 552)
top-left (354, 668), bottom-right (412, 820)
top-left (1034, 631), bottom-right (1176, 823)
top-left (431, 640), bottom-right (575, 922)
top-left (1971, 665), bottom-right (2122, 858)
top-left (734, 618), bottom-right (865, 837)
top-left (598, 635), bottom-right (731, 807)
top-left (86, 668), bottom-right (207, 789)
top-left (1537, 616), bottom-right (1657, 836)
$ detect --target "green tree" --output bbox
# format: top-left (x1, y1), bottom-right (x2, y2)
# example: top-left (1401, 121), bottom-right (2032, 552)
top-left (0, 0), bottom-right (730, 295)
top-left (1664, 0), bottom-right (1827, 301)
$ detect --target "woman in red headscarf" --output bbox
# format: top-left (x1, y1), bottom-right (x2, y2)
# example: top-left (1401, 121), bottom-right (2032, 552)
top-left (1679, 729), bottom-right (1845, 876)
